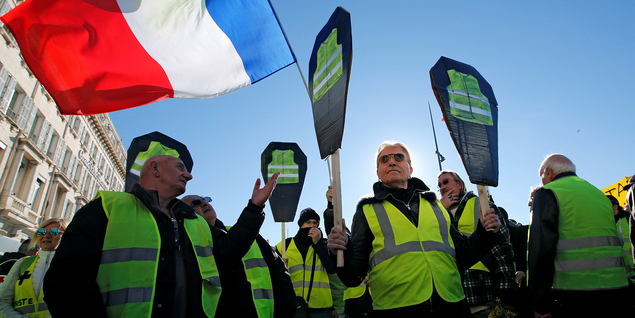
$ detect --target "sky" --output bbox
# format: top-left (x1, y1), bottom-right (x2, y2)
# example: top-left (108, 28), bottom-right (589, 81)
top-left (108, 0), bottom-right (635, 245)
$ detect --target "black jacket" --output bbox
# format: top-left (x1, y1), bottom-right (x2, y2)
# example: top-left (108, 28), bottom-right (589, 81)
top-left (335, 178), bottom-right (498, 289)
top-left (44, 184), bottom-right (266, 318)
top-left (213, 219), bottom-right (295, 318)
top-left (324, 203), bottom-right (373, 317)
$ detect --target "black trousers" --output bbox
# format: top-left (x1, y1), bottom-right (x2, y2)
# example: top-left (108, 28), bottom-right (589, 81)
top-left (550, 287), bottom-right (635, 317)
top-left (372, 292), bottom-right (471, 318)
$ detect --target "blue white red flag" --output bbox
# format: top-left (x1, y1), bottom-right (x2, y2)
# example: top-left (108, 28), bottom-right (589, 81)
top-left (1, 0), bottom-right (296, 115)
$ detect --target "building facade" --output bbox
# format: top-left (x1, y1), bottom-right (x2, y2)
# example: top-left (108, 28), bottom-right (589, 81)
top-left (0, 0), bottom-right (127, 245)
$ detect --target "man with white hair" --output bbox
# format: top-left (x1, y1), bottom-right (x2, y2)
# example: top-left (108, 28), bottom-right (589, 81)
top-left (528, 154), bottom-right (633, 317)
top-left (327, 140), bottom-right (502, 317)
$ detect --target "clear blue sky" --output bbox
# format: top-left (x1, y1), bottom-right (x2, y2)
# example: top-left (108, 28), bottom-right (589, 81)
top-left (109, 0), bottom-right (635, 244)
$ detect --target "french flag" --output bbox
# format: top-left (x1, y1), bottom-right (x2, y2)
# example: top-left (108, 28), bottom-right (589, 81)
top-left (0, 0), bottom-right (296, 115)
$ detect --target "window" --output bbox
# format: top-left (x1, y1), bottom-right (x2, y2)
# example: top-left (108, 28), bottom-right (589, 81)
top-left (0, 64), bottom-right (16, 115)
top-left (6, 86), bottom-right (36, 132)
top-left (62, 200), bottom-right (75, 219)
top-left (74, 164), bottom-right (85, 189)
top-left (0, 0), bottom-right (12, 16)
top-left (13, 157), bottom-right (33, 201)
top-left (34, 119), bottom-right (51, 153)
top-left (30, 178), bottom-right (45, 208)
top-left (52, 138), bottom-right (66, 167)
top-left (46, 131), bottom-right (60, 159)
top-left (66, 154), bottom-right (77, 180)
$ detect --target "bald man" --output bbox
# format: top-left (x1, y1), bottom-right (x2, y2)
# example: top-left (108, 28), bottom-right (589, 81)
top-left (44, 155), bottom-right (279, 318)
top-left (528, 154), bottom-right (633, 317)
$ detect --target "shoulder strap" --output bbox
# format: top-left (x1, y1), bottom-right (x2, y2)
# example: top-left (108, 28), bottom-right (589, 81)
top-left (0, 258), bottom-right (17, 267)
top-left (19, 255), bottom-right (37, 276)
top-left (306, 249), bottom-right (317, 303)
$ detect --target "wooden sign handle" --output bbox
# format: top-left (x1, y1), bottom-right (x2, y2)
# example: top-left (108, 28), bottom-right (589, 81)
top-left (331, 150), bottom-right (344, 267)
top-left (477, 185), bottom-right (495, 232)
top-left (281, 222), bottom-right (286, 260)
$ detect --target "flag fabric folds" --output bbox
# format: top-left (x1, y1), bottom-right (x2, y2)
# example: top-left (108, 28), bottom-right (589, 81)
top-left (0, 0), bottom-right (296, 115)
top-left (430, 56), bottom-right (499, 187)
top-left (308, 7), bottom-right (352, 159)
top-left (261, 142), bottom-right (307, 223)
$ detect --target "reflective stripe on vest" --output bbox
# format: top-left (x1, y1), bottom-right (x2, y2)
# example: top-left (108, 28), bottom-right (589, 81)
top-left (277, 239), bottom-right (333, 308)
top-left (228, 226), bottom-right (274, 318)
top-left (328, 273), bottom-right (346, 310)
top-left (312, 28), bottom-right (343, 103)
top-left (267, 150), bottom-right (299, 184)
top-left (363, 198), bottom-right (464, 310)
top-left (446, 69), bottom-right (493, 126)
top-left (96, 191), bottom-right (221, 317)
top-left (14, 255), bottom-right (49, 318)
top-left (456, 197), bottom-right (490, 272)
top-left (543, 176), bottom-right (628, 291)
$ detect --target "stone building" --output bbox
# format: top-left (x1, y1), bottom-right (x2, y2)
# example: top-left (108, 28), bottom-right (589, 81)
top-left (0, 0), bottom-right (127, 246)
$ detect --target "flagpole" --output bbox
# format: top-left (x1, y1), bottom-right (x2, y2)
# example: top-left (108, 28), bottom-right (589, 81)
top-left (268, 0), bottom-right (311, 99)
top-left (428, 101), bottom-right (443, 172)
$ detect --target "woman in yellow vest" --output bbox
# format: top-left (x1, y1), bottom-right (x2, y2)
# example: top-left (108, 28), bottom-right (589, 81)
top-left (0, 218), bottom-right (68, 317)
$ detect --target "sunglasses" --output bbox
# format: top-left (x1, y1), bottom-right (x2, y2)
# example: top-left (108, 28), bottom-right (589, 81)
top-left (37, 228), bottom-right (62, 236)
top-left (378, 153), bottom-right (405, 165)
top-left (438, 179), bottom-right (451, 188)
top-left (190, 196), bottom-right (212, 207)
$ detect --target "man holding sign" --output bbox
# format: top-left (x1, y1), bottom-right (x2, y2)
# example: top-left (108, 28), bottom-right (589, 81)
top-left (327, 141), bottom-right (501, 317)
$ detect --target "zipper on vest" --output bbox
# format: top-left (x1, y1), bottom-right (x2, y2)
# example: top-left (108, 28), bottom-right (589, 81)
top-left (171, 218), bottom-right (180, 247)
top-left (35, 253), bottom-right (50, 300)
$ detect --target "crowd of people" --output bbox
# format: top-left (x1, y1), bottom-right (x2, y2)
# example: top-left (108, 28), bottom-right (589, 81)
top-left (0, 141), bottom-right (632, 318)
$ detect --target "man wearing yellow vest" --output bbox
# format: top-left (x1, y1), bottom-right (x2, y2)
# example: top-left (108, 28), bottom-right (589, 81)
top-left (607, 195), bottom-right (635, 279)
top-left (276, 208), bottom-right (337, 318)
top-left (437, 170), bottom-right (516, 315)
top-left (528, 154), bottom-right (634, 317)
top-left (181, 194), bottom-right (295, 318)
top-left (43, 155), bottom-right (279, 317)
top-left (327, 141), bottom-right (502, 317)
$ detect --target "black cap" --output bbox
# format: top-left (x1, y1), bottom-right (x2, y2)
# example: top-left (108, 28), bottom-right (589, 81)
top-left (624, 175), bottom-right (635, 191)
top-left (297, 207), bottom-right (320, 227)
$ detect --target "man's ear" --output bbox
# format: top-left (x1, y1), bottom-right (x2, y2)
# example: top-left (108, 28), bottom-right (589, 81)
top-left (151, 161), bottom-right (160, 177)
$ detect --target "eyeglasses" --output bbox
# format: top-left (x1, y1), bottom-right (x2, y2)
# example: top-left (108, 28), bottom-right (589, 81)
top-left (190, 196), bottom-right (212, 207)
top-left (37, 228), bottom-right (63, 236)
top-left (378, 153), bottom-right (405, 165)
top-left (438, 179), bottom-right (452, 188)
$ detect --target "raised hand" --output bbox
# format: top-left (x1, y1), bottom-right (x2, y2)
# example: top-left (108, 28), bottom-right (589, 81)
top-left (251, 172), bottom-right (280, 207)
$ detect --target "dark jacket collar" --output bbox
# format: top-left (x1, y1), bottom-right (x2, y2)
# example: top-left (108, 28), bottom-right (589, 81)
top-left (357, 177), bottom-right (436, 209)
top-left (552, 171), bottom-right (577, 182)
top-left (373, 177), bottom-right (430, 200)
top-left (130, 184), bottom-right (198, 219)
